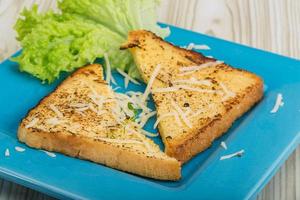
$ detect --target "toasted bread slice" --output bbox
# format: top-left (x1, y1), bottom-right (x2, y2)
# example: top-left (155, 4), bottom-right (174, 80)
top-left (18, 64), bottom-right (181, 180)
top-left (121, 30), bottom-right (264, 163)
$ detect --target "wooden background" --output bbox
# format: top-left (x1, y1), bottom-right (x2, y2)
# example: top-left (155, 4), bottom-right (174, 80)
top-left (0, 0), bottom-right (299, 199)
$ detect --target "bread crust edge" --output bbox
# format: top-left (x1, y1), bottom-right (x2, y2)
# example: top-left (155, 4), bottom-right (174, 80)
top-left (18, 122), bottom-right (181, 181)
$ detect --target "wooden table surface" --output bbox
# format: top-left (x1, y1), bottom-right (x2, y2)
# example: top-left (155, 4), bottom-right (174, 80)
top-left (0, 0), bottom-right (299, 199)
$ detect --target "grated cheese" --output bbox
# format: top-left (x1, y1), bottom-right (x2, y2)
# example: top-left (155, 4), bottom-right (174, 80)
top-left (25, 118), bottom-right (39, 129)
top-left (49, 104), bottom-right (63, 118)
top-left (66, 123), bottom-right (81, 134)
top-left (76, 110), bottom-right (86, 116)
top-left (46, 117), bottom-right (63, 126)
top-left (219, 82), bottom-right (236, 101)
top-left (126, 92), bottom-right (151, 113)
top-left (138, 111), bottom-right (157, 128)
top-left (128, 126), bottom-right (158, 138)
top-left (179, 61), bottom-right (223, 73)
top-left (184, 107), bottom-right (192, 116)
top-left (116, 68), bottom-right (140, 86)
top-left (171, 100), bottom-right (192, 128)
top-left (152, 87), bottom-right (179, 93)
top-left (172, 78), bottom-right (212, 86)
top-left (152, 85), bottom-right (220, 94)
top-left (111, 106), bottom-right (126, 124)
top-left (153, 112), bottom-right (177, 128)
top-left (186, 43), bottom-right (195, 50)
top-left (135, 133), bottom-right (155, 155)
top-left (193, 44), bottom-right (211, 50)
top-left (270, 93), bottom-right (284, 113)
top-left (220, 149), bottom-right (244, 160)
top-left (189, 108), bottom-right (204, 118)
top-left (97, 110), bottom-right (107, 116)
top-left (41, 150), bottom-right (56, 158)
top-left (82, 81), bottom-right (159, 142)
top-left (85, 83), bottom-right (98, 96)
top-left (183, 43), bottom-right (211, 50)
top-left (5, 148), bottom-right (9, 157)
top-left (88, 103), bottom-right (99, 114)
top-left (177, 85), bottom-right (221, 94)
top-left (124, 76), bottom-right (130, 88)
top-left (173, 111), bottom-right (183, 127)
top-left (104, 53), bottom-right (116, 85)
top-left (178, 70), bottom-right (196, 76)
top-left (70, 103), bottom-right (89, 108)
top-left (115, 93), bottom-right (136, 118)
top-left (75, 106), bottom-right (89, 112)
top-left (124, 124), bottom-right (135, 135)
top-left (113, 86), bottom-right (121, 91)
top-left (142, 64), bottom-right (162, 102)
top-left (97, 137), bottom-right (144, 145)
top-left (89, 93), bottom-right (105, 109)
top-left (15, 146), bottom-right (25, 152)
top-left (220, 141), bottom-right (227, 150)
top-left (141, 129), bottom-right (159, 137)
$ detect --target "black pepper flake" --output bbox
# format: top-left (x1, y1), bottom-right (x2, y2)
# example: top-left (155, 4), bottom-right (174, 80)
top-left (183, 102), bottom-right (190, 107)
top-left (166, 136), bottom-right (172, 140)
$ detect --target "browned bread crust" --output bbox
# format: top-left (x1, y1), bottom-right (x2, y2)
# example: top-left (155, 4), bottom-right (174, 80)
top-left (18, 64), bottom-right (181, 180)
top-left (18, 125), bottom-right (181, 180)
top-left (122, 30), bottom-right (264, 163)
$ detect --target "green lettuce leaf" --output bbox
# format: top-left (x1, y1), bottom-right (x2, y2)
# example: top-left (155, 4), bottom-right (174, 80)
top-left (13, 1), bottom-right (168, 83)
top-left (58, 0), bottom-right (169, 38)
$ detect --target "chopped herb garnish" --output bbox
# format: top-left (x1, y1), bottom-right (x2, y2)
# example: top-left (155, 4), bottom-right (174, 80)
top-left (128, 102), bottom-right (139, 120)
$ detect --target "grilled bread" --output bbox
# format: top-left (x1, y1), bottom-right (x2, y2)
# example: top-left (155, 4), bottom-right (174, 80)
top-left (18, 64), bottom-right (181, 180)
top-left (121, 30), bottom-right (264, 163)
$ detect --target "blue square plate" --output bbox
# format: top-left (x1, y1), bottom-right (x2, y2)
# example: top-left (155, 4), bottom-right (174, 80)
top-left (0, 24), bottom-right (299, 200)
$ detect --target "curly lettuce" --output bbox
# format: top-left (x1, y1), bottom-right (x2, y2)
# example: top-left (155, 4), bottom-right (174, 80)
top-left (13, 0), bottom-right (168, 83)
top-left (58, 0), bottom-right (169, 38)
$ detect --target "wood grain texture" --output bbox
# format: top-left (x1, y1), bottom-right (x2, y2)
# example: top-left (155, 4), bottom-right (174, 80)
top-left (0, 0), bottom-right (299, 199)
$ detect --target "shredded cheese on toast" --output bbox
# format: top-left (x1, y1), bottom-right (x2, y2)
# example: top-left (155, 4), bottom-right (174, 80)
top-left (172, 78), bottom-right (212, 86)
top-left (141, 129), bottom-right (159, 137)
top-left (154, 112), bottom-right (177, 128)
top-left (179, 61), bottom-right (223, 73)
top-left (138, 111), bottom-right (157, 128)
top-left (49, 104), bottom-right (63, 118)
top-left (46, 117), bottom-right (63, 126)
top-left (116, 69), bottom-right (140, 86)
top-left (219, 82), bottom-right (236, 101)
top-left (152, 85), bottom-right (220, 94)
top-left (171, 100), bottom-right (192, 128)
top-left (25, 118), bottom-right (39, 129)
top-left (104, 53), bottom-right (116, 85)
top-left (142, 64), bottom-right (162, 102)
top-left (97, 137), bottom-right (144, 145)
